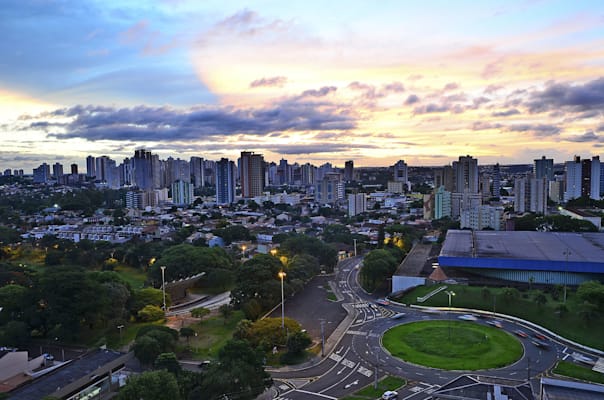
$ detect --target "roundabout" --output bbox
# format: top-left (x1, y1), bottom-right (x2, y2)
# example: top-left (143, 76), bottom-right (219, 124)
top-left (382, 320), bottom-right (523, 370)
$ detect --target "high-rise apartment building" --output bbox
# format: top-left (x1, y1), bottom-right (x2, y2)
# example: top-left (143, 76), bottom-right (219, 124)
top-left (534, 156), bottom-right (554, 181)
top-left (171, 180), bottom-right (194, 206)
top-left (492, 163), bottom-right (501, 198)
top-left (52, 163), bottom-right (64, 179)
top-left (70, 163), bottom-right (78, 175)
top-left (86, 155), bottom-right (96, 178)
top-left (216, 158), bottom-right (236, 205)
top-left (434, 186), bottom-right (452, 219)
top-left (33, 163), bottom-right (51, 183)
top-left (581, 156), bottom-right (601, 200)
top-left (564, 156), bottom-right (582, 202)
top-left (133, 149), bottom-right (154, 191)
top-left (239, 151), bottom-right (265, 198)
top-left (393, 160), bottom-right (408, 184)
top-left (344, 160), bottom-right (354, 182)
top-left (315, 172), bottom-right (344, 205)
top-left (453, 155), bottom-right (479, 193)
top-left (347, 193), bottom-right (366, 216)
top-left (434, 165), bottom-right (455, 192)
top-left (190, 156), bottom-right (205, 188)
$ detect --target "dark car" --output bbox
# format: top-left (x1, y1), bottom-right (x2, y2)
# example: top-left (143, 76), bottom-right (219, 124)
top-left (532, 339), bottom-right (550, 349)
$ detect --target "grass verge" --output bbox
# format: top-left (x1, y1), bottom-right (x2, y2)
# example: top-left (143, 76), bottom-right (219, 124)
top-left (552, 361), bottom-right (604, 384)
top-left (382, 320), bottom-right (522, 370)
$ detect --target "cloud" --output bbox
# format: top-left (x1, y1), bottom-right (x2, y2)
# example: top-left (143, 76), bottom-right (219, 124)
top-left (492, 109), bottom-right (520, 117)
top-left (382, 82), bottom-right (405, 93)
top-left (567, 131), bottom-right (601, 142)
top-left (250, 76), bottom-right (287, 88)
top-left (34, 100), bottom-right (356, 142)
top-left (300, 86), bottom-right (337, 98)
top-left (507, 123), bottom-right (561, 137)
top-left (413, 103), bottom-right (450, 114)
top-left (404, 94), bottom-right (420, 105)
top-left (472, 121), bottom-right (503, 131)
top-left (484, 84), bottom-right (503, 94)
top-left (527, 78), bottom-right (604, 113)
top-left (443, 82), bottom-right (459, 91)
top-left (598, 124), bottom-right (604, 132)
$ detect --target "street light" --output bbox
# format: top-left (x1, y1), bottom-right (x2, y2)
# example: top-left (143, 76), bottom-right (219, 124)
top-left (117, 324), bottom-right (124, 343)
top-left (353, 238), bottom-right (357, 257)
top-left (278, 271), bottom-right (286, 328)
top-left (242, 245), bottom-right (247, 259)
top-left (160, 265), bottom-right (167, 311)
top-left (445, 290), bottom-right (455, 340)
top-left (563, 249), bottom-right (571, 303)
top-left (271, 248), bottom-right (277, 256)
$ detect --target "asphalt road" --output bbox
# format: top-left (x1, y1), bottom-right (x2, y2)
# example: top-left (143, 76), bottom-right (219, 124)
top-left (270, 256), bottom-right (601, 400)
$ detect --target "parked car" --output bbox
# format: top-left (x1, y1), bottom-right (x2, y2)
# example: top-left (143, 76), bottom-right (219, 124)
top-left (376, 299), bottom-right (390, 306)
top-left (382, 390), bottom-right (398, 399)
top-left (486, 320), bottom-right (503, 328)
top-left (458, 314), bottom-right (478, 321)
top-left (391, 312), bottom-right (406, 319)
top-left (514, 329), bottom-right (528, 338)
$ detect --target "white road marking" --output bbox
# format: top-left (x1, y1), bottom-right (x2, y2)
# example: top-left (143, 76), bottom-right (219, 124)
top-left (342, 358), bottom-right (356, 368)
top-left (329, 353), bottom-right (343, 362)
top-left (344, 379), bottom-right (359, 389)
top-left (357, 366), bottom-right (373, 377)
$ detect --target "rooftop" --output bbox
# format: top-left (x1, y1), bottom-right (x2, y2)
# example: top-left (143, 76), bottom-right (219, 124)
top-left (440, 230), bottom-right (604, 263)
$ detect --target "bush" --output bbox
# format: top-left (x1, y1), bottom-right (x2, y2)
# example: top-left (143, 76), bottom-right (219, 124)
top-left (137, 305), bottom-right (164, 322)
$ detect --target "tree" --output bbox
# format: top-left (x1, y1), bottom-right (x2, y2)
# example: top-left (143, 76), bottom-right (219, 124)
top-left (286, 330), bottom-right (312, 355)
top-left (130, 288), bottom-right (166, 315)
top-left (180, 327), bottom-right (196, 346)
top-left (0, 321), bottom-right (30, 348)
top-left (534, 292), bottom-right (547, 308)
top-left (481, 287), bottom-right (491, 300)
top-left (577, 280), bottom-right (604, 309)
top-left (578, 301), bottom-right (598, 323)
top-left (117, 370), bottom-right (181, 400)
top-left (219, 304), bottom-right (234, 323)
top-left (231, 254), bottom-right (284, 312)
top-left (200, 339), bottom-right (271, 400)
top-left (155, 352), bottom-right (182, 375)
top-left (554, 302), bottom-right (568, 318)
top-left (191, 307), bottom-right (210, 319)
top-left (359, 249), bottom-right (398, 292)
top-left (137, 305), bottom-right (164, 322)
top-left (502, 287), bottom-right (520, 302)
top-left (132, 335), bottom-right (162, 366)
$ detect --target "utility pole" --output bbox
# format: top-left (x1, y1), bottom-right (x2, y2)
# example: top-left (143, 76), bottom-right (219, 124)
top-left (374, 350), bottom-right (379, 389)
top-left (353, 238), bottom-right (357, 257)
top-left (527, 356), bottom-right (531, 382)
top-left (320, 319), bottom-right (326, 357)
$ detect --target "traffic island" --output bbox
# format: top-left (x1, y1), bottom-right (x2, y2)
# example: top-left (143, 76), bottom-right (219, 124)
top-left (382, 320), bottom-right (522, 370)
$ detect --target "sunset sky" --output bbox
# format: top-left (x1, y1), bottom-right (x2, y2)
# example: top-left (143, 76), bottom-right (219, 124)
top-left (2, 0), bottom-right (604, 172)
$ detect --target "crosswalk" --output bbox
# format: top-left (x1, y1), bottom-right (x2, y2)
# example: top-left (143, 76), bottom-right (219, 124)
top-left (328, 353), bottom-right (374, 377)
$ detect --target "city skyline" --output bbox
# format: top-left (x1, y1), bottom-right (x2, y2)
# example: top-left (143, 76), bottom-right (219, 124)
top-left (2, 1), bottom-right (604, 171)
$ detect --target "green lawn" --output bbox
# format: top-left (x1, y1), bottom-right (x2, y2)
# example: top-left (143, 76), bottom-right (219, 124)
top-left (114, 265), bottom-right (147, 289)
top-left (553, 361), bottom-right (604, 384)
top-left (382, 320), bottom-right (522, 370)
top-left (395, 284), bottom-right (604, 350)
top-left (341, 376), bottom-right (406, 400)
top-left (187, 310), bottom-right (245, 359)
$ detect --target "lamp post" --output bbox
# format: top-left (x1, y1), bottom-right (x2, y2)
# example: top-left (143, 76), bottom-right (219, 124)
top-left (117, 324), bottom-right (124, 343)
top-left (160, 265), bottom-right (167, 311)
top-left (445, 290), bottom-right (455, 340)
top-left (242, 245), bottom-right (247, 260)
top-left (563, 249), bottom-right (571, 303)
top-left (319, 319), bottom-right (326, 357)
top-left (353, 238), bottom-right (357, 257)
top-left (278, 271), bottom-right (286, 328)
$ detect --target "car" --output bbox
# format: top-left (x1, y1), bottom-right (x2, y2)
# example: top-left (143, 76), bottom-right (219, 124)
top-left (514, 329), bottom-right (528, 338)
top-left (458, 314), bottom-right (478, 321)
top-left (391, 312), bottom-right (406, 319)
top-left (382, 390), bottom-right (398, 399)
top-left (198, 360), bottom-right (211, 369)
top-left (531, 339), bottom-right (550, 349)
top-left (486, 320), bottom-right (503, 328)
top-left (376, 299), bottom-right (390, 306)
top-left (533, 332), bottom-right (547, 341)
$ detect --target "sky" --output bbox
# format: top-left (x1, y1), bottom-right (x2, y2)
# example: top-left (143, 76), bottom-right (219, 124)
top-left (1, 0), bottom-right (604, 172)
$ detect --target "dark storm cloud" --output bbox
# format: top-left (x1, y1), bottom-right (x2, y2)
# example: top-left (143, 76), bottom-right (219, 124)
top-left (37, 101), bottom-right (356, 142)
top-left (404, 94), bottom-right (420, 105)
top-left (250, 76), bottom-right (288, 88)
top-left (526, 78), bottom-right (604, 113)
top-left (492, 109), bottom-right (520, 117)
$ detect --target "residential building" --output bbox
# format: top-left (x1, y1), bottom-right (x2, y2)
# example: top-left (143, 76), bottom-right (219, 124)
top-left (344, 160), bottom-right (354, 182)
top-left (434, 186), bottom-right (452, 219)
top-left (216, 158), bottom-right (236, 205)
top-left (348, 193), bottom-right (366, 216)
top-left (392, 160), bottom-right (408, 190)
top-left (453, 155), bottom-right (479, 193)
top-left (33, 163), bottom-right (51, 183)
top-left (492, 163), bottom-right (501, 198)
top-left (86, 155), bottom-right (96, 178)
top-left (239, 151), bottom-right (265, 198)
top-left (315, 172), bottom-right (344, 205)
top-left (434, 165), bottom-right (455, 192)
top-left (564, 156), bottom-right (582, 202)
top-left (171, 180), bottom-right (194, 206)
top-left (534, 155), bottom-right (554, 181)
top-left (52, 163), bottom-right (64, 179)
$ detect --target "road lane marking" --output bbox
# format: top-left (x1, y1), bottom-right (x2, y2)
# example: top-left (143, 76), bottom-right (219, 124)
top-left (294, 390), bottom-right (337, 399)
top-left (346, 330), bottom-right (367, 336)
top-left (357, 366), bottom-right (373, 377)
top-left (342, 358), bottom-right (356, 368)
top-left (329, 353), bottom-right (343, 362)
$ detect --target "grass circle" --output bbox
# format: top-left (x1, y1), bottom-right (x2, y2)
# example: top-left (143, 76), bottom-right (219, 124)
top-left (382, 320), bottom-right (523, 370)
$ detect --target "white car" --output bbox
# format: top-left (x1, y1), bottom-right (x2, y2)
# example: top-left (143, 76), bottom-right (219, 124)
top-left (458, 314), bottom-right (478, 321)
top-left (391, 312), bottom-right (406, 319)
top-left (382, 390), bottom-right (398, 399)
